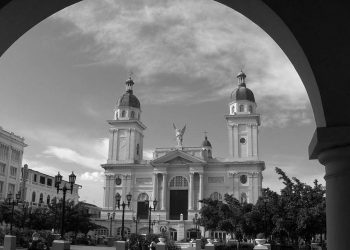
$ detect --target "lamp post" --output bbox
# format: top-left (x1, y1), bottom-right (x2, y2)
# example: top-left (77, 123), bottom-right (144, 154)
top-left (133, 216), bottom-right (140, 234)
top-left (263, 197), bottom-right (269, 239)
top-left (107, 212), bottom-right (115, 237)
top-left (20, 201), bottom-right (29, 229)
top-left (193, 213), bottom-right (200, 239)
top-left (6, 192), bottom-right (20, 235)
top-left (145, 198), bottom-right (157, 235)
top-left (54, 171), bottom-right (76, 240)
top-left (115, 193), bottom-right (132, 240)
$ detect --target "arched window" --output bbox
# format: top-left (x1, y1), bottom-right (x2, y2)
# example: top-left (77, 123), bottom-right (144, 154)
top-left (121, 110), bottom-right (126, 117)
top-left (137, 193), bottom-right (149, 201)
top-left (131, 111), bottom-right (135, 118)
top-left (136, 144), bottom-right (140, 155)
top-left (239, 105), bottom-right (244, 112)
top-left (210, 192), bottom-right (222, 201)
top-left (46, 195), bottom-right (50, 204)
top-left (241, 192), bottom-right (247, 204)
top-left (32, 192), bottom-right (36, 202)
top-left (169, 176), bottom-right (188, 187)
top-left (39, 193), bottom-right (43, 203)
top-left (249, 105), bottom-right (253, 113)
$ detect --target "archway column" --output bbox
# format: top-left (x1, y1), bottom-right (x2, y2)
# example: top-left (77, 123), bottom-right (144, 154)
top-left (310, 127), bottom-right (350, 249)
top-left (161, 173), bottom-right (167, 210)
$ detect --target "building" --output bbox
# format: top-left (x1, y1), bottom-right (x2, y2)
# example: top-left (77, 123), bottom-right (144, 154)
top-left (0, 126), bottom-right (27, 201)
top-left (20, 165), bottom-right (81, 206)
top-left (98, 71), bottom-right (265, 241)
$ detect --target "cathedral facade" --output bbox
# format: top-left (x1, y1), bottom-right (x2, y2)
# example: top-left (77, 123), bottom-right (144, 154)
top-left (99, 71), bottom-right (265, 240)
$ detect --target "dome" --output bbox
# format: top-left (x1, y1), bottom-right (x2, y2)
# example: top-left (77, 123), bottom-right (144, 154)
top-left (230, 87), bottom-right (255, 103)
top-left (117, 92), bottom-right (140, 109)
top-left (116, 76), bottom-right (141, 109)
top-left (202, 136), bottom-right (212, 147)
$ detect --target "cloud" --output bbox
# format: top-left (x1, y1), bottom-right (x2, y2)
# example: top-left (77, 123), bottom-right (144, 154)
top-left (22, 158), bottom-right (71, 178)
top-left (80, 171), bottom-right (104, 182)
top-left (143, 149), bottom-right (154, 160)
top-left (53, 0), bottom-right (311, 127)
top-left (43, 146), bottom-right (103, 170)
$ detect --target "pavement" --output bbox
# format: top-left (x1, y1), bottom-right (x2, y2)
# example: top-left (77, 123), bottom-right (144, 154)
top-left (70, 245), bottom-right (114, 250)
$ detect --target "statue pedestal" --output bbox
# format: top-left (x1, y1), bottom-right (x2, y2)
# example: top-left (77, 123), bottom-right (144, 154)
top-left (196, 239), bottom-right (202, 250)
top-left (115, 240), bottom-right (126, 250)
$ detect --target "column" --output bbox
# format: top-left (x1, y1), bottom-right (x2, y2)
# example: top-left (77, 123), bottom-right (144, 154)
top-left (152, 173), bottom-right (158, 203)
top-left (198, 173), bottom-right (204, 209)
top-left (252, 125), bottom-right (258, 157)
top-left (189, 173), bottom-right (194, 210)
top-left (318, 146), bottom-right (350, 249)
top-left (161, 173), bottom-right (167, 210)
top-left (113, 129), bottom-right (119, 161)
top-left (122, 175), bottom-right (127, 203)
top-left (248, 124), bottom-right (253, 157)
top-left (233, 124), bottom-right (239, 158)
top-left (108, 128), bottom-right (114, 162)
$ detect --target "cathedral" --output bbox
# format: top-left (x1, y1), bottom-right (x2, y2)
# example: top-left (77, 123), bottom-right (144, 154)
top-left (99, 71), bottom-right (265, 241)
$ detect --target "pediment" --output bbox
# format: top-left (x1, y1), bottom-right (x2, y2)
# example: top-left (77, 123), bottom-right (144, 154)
top-left (151, 150), bottom-right (205, 165)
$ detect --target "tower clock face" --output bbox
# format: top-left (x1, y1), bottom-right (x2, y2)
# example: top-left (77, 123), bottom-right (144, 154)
top-left (115, 177), bottom-right (122, 185)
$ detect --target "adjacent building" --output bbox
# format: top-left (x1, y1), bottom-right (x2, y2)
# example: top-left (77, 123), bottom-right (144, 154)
top-left (0, 126), bottom-right (27, 201)
top-left (97, 71), bottom-right (265, 240)
top-left (20, 165), bottom-right (81, 206)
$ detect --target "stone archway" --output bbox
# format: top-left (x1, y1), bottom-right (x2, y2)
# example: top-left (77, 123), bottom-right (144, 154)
top-left (1, 1), bottom-right (350, 249)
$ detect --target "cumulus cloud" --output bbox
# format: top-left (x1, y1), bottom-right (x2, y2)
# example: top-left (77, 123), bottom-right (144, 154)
top-left (43, 146), bottom-right (103, 170)
top-left (53, 0), bottom-right (311, 127)
top-left (80, 171), bottom-right (104, 182)
top-left (143, 149), bottom-right (154, 160)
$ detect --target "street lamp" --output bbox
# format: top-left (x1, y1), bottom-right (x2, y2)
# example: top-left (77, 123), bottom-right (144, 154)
top-left (107, 212), bottom-right (115, 237)
top-left (6, 192), bottom-right (20, 235)
top-left (115, 193), bottom-right (132, 240)
top-left (54, 171), bottom-right (76, 240)
top-left (193, 213), bottom-right (200, 239)
top-left (133, 216), bottom-right (140, 234)
top-left (145, 198), bottom-right (157, 234)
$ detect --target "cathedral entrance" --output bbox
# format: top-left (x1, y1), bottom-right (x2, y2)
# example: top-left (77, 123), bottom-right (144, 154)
top-left (169, 190), bottom-right (188, 220)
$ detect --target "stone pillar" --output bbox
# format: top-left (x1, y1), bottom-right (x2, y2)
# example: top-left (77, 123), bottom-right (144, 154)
top-left (198, 173), bottom-right (204, 209)
top-left (317, 146), bottom-right (350, 249)
top-left (248, 124), bottom-right (252, 157)
top-left (153, 173), bottom-right (158, 203)
top-left (4, 235), bottom-right (16, 250)
top-left (196, 239), bottom-right (202, 250)
top-left (161, 173), bottom-right (167, 210)
top-left (189, 173), bottom-right (194, 210)
top-left (115, 241), bottom-right (126, 250)
top-left (233, 124), bottom-right (239, 158)
top-left (51, 240), bottom-right (70, 250)
top-left (252, 125), bottom-right (258, 157)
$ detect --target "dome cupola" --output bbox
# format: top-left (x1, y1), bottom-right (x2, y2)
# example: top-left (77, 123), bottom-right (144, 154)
top-left (117, 76), bottom-right (141, 109)
top-left (230, 70), bottom-right (255, 103)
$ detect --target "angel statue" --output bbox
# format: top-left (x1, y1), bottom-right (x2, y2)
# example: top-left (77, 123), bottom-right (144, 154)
top-left (173, 123), bottom-right (186, 147)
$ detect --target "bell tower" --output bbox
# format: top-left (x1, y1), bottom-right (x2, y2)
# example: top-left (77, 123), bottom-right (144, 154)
top-left (107, 76), bottom-right (146, 164)
top-left (225, 71), bottom-right (260, 160)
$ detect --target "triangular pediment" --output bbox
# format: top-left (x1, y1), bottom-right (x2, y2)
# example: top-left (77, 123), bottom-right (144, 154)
top-left (151, 150), bottom-right (205, 164)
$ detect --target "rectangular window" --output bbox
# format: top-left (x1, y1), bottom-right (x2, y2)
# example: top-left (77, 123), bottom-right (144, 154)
top-left (11, 149), bottom-right (20, 165)
top-left (0, 144), bottom-right (9, 162)
top-left (40, 176), bottom-right (45, 184)
top-left (10, 166), bottom-right (17, 177)
top-left (47, 178), bottom-right (52, 186)
top-left (0, 162), bottom-right (5, 175)
top-left (33, 174), bottom-right (37, 182)
top-left (8, 183), bottom-right (15, 195)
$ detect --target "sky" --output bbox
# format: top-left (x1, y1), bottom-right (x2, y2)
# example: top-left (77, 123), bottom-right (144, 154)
top-left (0, 0), bottom-right (325, 206)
